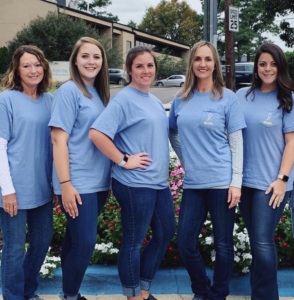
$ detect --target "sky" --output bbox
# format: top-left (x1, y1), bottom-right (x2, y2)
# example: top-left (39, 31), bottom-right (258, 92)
top-left (106, 0), bottom-right (292, 52)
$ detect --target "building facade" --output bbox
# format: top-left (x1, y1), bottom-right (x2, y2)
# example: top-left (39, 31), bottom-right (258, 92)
top-left (0, 0), bottom-right (191, 68)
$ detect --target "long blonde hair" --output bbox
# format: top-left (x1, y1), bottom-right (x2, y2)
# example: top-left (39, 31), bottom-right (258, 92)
top-left (69, 37), bottom-right (110, 105)
top-left (179, 41), bottom-right (224, 101)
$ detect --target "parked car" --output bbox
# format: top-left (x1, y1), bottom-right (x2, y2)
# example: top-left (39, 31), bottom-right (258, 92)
top-left (108, 68), bottom-right (128, 85)
top-left (222, 62), bottom-right (254, 89)
top-left (156, 75), bottom-right (186, 87)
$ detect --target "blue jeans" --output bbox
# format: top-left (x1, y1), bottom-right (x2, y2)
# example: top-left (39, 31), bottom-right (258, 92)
top-left (0, 201), bottom-right (53, 300)
top-left (177, 189), bottom-right (236, 300)
top-left (239, 187), bottom-right (289, 300)
top-left (112, 178), bottom-right (175, 297)
top-left (59, 191), bottom-right (108, 300)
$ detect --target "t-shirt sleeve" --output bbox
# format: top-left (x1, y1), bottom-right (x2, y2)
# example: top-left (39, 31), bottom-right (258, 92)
top-left (225, 94), bottom-right (247, 134)
top-left (283, 97), bottom-right (294, 133)
top-left (169, 98), bottom-right (178, 130)
top-left (91, 99), bottom-right (125, 140)
top-left (48, 90), bottom-right (79, 134)
top-left (0, 100), bottom-right (12, 141)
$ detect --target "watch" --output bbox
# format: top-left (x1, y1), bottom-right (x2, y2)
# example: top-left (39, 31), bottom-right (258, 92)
top-left (118, 155), bottom-right (128, 167)
top-left (277, 174), bottom-right (289, 182)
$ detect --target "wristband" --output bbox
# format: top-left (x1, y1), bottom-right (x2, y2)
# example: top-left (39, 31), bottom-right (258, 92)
top-left (118, 155), bottom-right (128, 167)
top-left (277, 174), bottom-right (289, 182)
top-left (60, 180), bottom-right (71, 184)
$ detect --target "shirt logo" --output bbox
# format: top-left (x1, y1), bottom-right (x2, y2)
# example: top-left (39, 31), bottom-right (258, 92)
top-left (204, 113), bottom-right (213, 125)
top-left (263, 113), bottom-right (273, 125)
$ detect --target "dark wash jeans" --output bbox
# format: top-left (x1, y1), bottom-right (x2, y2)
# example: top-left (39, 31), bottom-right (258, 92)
top-left (239, 187), bottom-right (289, 300)
top-left (58, 191), bottom-right (108, 300)
top-left (112, 178), bottom-right (175, 297)
top-left (177, 188), bottom-right (236, 300)
top-left (0, 201), bottom-right (53, 300)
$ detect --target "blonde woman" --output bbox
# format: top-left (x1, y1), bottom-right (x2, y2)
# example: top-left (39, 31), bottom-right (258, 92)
top-left (169, 41), bottom-right (246, 300)
top-left (49, 37), bottom-right (112, 300)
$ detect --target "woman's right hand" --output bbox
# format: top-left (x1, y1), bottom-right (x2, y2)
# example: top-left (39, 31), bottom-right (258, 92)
top-left (2, 193), bottom-right (18, 217)
top-left (61, 183), bottom-right (82, 218)
top-left (123, 153), bottom-right (152, 170)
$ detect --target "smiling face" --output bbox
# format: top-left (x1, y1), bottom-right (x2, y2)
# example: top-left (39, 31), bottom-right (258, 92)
top-left (193, 45), bottom-right (215, 85)
top-left (257, 52), bottom-right (278, 91)
top-left (128, 52), bottom-right (156, 93)
top-left (75, 42), bottom-right (102, 87)
top-left (18, 52), bottom-right (44, 90)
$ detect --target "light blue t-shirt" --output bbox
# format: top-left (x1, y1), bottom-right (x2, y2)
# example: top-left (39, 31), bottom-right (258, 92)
top-left (0, 90), bottom-right (53, 209)
top-left (91, 85), bottom-right (169, 189)
top-left (48, 80), bottom-right (111, 195)
top-left (169, 88), bottom-right (246, 189)
top-left (237, 87), bottom-right (294, 191)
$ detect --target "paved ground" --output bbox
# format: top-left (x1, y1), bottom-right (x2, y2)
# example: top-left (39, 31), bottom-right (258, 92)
top-left (110, 86), bottom-right (180, 105)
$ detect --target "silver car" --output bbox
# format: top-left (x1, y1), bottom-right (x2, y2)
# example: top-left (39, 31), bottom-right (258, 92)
top-left (156, 75), bottom-right (186, 87)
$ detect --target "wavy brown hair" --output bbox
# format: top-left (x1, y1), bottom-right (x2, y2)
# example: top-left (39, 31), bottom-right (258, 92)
top-left (179, 41), bottom-right (224, 101)
top-left (1, 45), bottom-right (52, 93)
top-left (246, 43), bottom-right (294, 113)
top-left (69, 37), bottom-right (110, 105)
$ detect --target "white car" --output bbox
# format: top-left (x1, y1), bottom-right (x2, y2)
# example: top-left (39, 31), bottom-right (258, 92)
top-left (156, 75), bottom-right (186, 87)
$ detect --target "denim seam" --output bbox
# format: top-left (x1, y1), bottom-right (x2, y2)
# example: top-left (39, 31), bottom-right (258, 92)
top-left (126, 185), bottom-right (136, 289)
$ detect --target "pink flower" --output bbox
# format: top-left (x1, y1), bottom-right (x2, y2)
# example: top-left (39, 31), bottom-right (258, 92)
top-left (176, 206), bottom-right (180, 211)
top-left (170, 171), bottom-right (177, 176)
top-left (176, 175), bottom-right (180, 178)
top-left (171, 191), bottom-right (176, 195)
top-left (173, 201), bottom-right (176, 203)
top-left (174, 194), bottom-right (179, 198)
top-left (170, 180), bottom-right (176, 184)
top-left (171, 185), bottom-right (178, 190)
top-left (177, 180), bottom-right (183, 186)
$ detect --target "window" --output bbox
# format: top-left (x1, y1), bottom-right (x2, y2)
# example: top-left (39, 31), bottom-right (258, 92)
top-left (126, 41), bottom-right (132, 52)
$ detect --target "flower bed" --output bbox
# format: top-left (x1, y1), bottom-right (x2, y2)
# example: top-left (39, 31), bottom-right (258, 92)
top-left (48, 156), bottom-right (294, 278)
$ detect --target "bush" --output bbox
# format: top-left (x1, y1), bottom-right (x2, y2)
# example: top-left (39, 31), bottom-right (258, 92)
top-left (51, 157), bottom-right (294, 276)
top-left (285, 51), bottom-right (294, 82)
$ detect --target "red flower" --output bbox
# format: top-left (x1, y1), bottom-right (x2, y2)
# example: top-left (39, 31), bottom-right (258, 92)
top-left (173, 255), bottom-right (179, 261)
top-left (103, 221), bottom-right (107, 226)
top-left (56, 210), bottom-right (63, 215)
top-left (108, 206), bottom-right (115, 210)
top-left (110, 220), bottom-right (116, 224)
top-left (117, 207), bottom-right (121, 211)
top-left (118, 240), bottom-right (122, 245)
top-left (142, 238), bottom-right (148, 246)
top-left (109, 226), bottom-right (115, 231)
top-left (201, 228), bottom-right (207, 233)
top-left (276, 236), bottom-right (282, 242)
top-left (167, 245), bottom-right (174, 253)
top-left (282, 242), bottom-right (288, 247)
top-left (280, 217), bottom-right (286, 222)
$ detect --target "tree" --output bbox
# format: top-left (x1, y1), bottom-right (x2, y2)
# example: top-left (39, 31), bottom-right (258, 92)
top-left (217, 0), bottom-right (279, 61)
top-left (262, 0), bottom-right (294, 47)
top-left (127, 20), bottom-right (138, 29)
top-left (0, 47), bottom-right (9, 75)
top-left (6, 12), bottom-right (123, 68)
top-left (78, 0), bottom-right (119, 22)
top-left (156, 49), bottom-right (187, 79)
top-left (138, 0), bottom-right (201, 46)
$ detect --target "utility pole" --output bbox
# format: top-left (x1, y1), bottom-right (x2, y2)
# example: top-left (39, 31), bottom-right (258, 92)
top-left (204, 0), bottom-right (218, 49)
top-left (225, 0), bottom-right (235, 91)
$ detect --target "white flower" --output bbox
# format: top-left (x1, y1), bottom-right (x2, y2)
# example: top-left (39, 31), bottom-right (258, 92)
top-left (110, 248), bottom-right (119, 254)
top-left (242, 267), bottom-right (250, 273)
top-left (204, 220), bottom-right (211, 225)
top-left (234, 256), bottom-right (240, 262)
top-left (199, 234), bottom-right (202, 238)
top-left (106, 242), bottom-right (113, 248)
top-left (205, 237), bottom-right (214, 245)
top-left (242, 253), bottom-right (252, 260)
top-left (211, 250), bottom-right (216, 262)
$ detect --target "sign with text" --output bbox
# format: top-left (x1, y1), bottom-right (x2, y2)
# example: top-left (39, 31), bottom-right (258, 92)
top-left (229, 6), bottom-right (239, 32)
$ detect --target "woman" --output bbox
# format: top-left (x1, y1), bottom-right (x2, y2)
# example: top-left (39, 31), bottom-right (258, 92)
top-left (89, 46), bottom-right (175, 300)
top-left (169, 41), bottom-right (246, 300)
top-left (0, 45), bottom-right (55, 300)
top-left (236, 43), bottom-right (294, 300)
top-left (49, 37), bottom-right (112, 300)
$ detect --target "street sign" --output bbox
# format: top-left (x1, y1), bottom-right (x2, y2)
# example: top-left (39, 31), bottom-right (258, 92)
top-left (229, 6), bottom-right (239, 32)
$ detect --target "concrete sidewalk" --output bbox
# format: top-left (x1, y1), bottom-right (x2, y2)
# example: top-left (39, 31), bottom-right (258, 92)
top-left (1, 265), bottom-right (293, 299)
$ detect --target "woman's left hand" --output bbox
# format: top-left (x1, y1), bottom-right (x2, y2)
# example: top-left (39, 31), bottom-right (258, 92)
top-left (228, 186), bottom-right (241, 208)
top-left (266, 179), bottom-right (286, 209)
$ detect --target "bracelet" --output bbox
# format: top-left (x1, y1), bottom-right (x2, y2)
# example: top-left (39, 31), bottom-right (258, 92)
top-left (60, 180), bottom-right (71, 184)
top-left (118, 155), bottom-right (128, 167)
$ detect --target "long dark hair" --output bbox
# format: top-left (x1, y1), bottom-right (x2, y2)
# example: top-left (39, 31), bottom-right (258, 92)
top-left (246, 43), bottom-right (294, 113)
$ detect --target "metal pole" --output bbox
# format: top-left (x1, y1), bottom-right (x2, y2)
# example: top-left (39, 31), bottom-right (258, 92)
top-left (225, 0), bottom-right (235, 91)
top-left (212, 0), bottom-right (218, 48)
